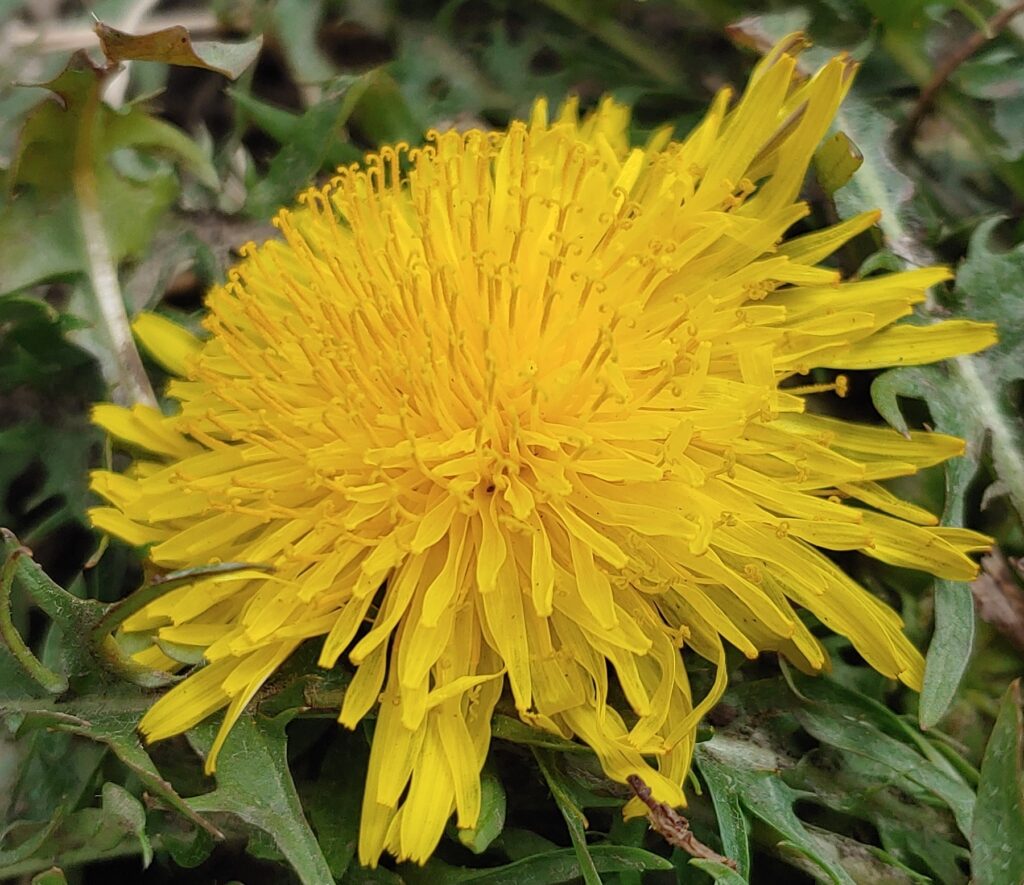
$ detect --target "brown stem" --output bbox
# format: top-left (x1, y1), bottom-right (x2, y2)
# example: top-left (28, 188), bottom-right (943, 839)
top-left (627, 774), bottom-right (738, 869)
top-left (905, 0), bottom-right (1024, 139)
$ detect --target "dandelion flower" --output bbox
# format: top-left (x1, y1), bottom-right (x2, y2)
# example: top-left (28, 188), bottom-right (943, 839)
top-left (90, 35), bottom-right (994, 866)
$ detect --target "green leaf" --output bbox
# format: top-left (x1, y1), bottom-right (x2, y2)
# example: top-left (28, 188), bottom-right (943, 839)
top-left (697, 737), bottom-right (854, 885)
top-left (270, 0), bottom-right (336, 85)
top-left (0, 693), bottom-right (222, 840)
top-left (403, 845), bottom-right (674, 885)
top-left (457, 762), bottom-right (506, 854)
top-left (0, 817), bottom-right (64, 871)
top-left (187, 711), bottom-right (334, 885)
top-left (533, 749), bottom-right (601, 885)
top-left (497, 827), bottom-right (559, 862)
top-left (866, 217), bottom-right (1021, 728)
top-left (350, 73), bottom-right (423, 147)
top-left (243, 74), bottom-right (372, 219)
top-left (869, 220), bottom-right (1021, 730)
top-left (972, 679), bottom-right (1024, 883)
top-left (858, 0), bottom-right (935, 31)
top-left (791, 675), bottom-right (975, 836)
top-left (491, 714), bottom-right (585, 752)
top-left (0, 54), bottom-right (215, 296)
top-left (955, 47), bottom-right (1024, 162)
top-left (795, 707), bottom-right (974, 838)
top-left (873, 219), bottom-right (1024, 524)
top-left (695, 675), bottom-right (975, 882)
top-left (300, 730), bottom-right (366, 880)
top-left (0, 530), bottom-right (104, 691)
top-left (101, 782), bottom-right (153, 868)
top-left (1, 544), bottom-right (68, 693)
top-left (831, 96), bottom-right (929, 266)
top-left (689, 859), bottom-right (748, 884)
top-left (95, 21), bottom-right (262, 80)
top-left (920, 580), bottom-right (976, 729)
top-left (0, 807), bottom-right (140, 878)
top-left (697, 749), bottom-right (752, 876)
top-left (30, 868), bottom-right (68, 885)
top-left (0, 295), bottom-right (102, 547)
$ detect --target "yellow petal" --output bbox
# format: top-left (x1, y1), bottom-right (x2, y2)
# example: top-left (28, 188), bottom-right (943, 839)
top-left (133, 312), bottom-right (203, 377)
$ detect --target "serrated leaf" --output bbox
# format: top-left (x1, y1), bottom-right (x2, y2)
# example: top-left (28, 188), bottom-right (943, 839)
top-left (873, 220), bottom-right (1024, 526)
top-left (0, 693), bottom-right (221, 840)
top-left (696, 736), bottom-right (854, 885)
top-left (792, 675), bottom-right (974, 804)
top-left (95, 21), bottom-right (262, 80)
top-left (972, 679), bottom-right (1024, 883)
top-left (0, 53), bottom-right (214, 296)
top-left (696, 675), bottom-right (975, 882)
top-left (187, 711), bottom-right (334, 885)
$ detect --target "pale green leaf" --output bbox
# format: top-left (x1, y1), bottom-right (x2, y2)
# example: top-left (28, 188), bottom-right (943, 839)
top-left (972, 679), bottom-right (1024, 883)
top-left (187, 712), bottom-right (334, 885)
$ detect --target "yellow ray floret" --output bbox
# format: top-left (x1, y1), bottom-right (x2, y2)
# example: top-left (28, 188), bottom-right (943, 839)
top-left (89, 34), bottom-right (993, 866)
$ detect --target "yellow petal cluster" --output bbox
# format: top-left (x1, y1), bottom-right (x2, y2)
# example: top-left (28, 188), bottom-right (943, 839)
top-left (90, 35), bottom-right (994, 865)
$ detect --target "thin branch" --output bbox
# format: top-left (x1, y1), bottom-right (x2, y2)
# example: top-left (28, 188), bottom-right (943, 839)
top-left (905, 0), bottom-right (1024, 139)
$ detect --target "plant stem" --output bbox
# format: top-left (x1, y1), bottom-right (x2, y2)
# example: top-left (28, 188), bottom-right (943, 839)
top-left (885, 32), bottom-right (1024, 199)
top-left (72, 68), bottom-right (157, 407)
top-left (905, 0), bottom-right (1024, 137)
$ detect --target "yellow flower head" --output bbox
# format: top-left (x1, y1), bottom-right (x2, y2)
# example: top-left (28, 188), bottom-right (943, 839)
top-left (90, 35), bottom-right (993, 866)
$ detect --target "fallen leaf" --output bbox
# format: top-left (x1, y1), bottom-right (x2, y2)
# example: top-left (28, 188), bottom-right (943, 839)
top-left (94, 21), bottom-right (262, 80)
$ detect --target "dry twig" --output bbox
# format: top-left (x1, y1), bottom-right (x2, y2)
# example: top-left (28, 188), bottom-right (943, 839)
top-left (627, 774), bottom-right (738, 869)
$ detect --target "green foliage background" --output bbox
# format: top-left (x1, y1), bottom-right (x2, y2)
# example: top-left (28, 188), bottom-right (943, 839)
top-left (1, 1), bottom-right (1022, 883)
